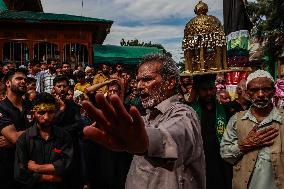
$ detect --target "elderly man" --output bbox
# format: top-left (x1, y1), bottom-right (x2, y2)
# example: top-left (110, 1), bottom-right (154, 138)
top-left (83, 54), bottom-right (205, 189)
top-left (220, 70), bottom-right (282, 189)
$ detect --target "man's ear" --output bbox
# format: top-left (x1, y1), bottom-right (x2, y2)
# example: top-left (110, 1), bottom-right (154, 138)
top-left (5, 80), bottom-right (10, 88)
top-left (167, 76), bottom-right (176, 90)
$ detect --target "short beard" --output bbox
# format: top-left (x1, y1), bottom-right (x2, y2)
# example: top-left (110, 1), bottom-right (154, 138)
top-left (142, 98), bottom-right (157, 109)
top-left (11, 85), bottom-right (26, 96)
top-left (37, 121), bottom-right (52, 130)
top-left (250, 97), bottom-right (272, 109)
top-left (141, 85), bottom-right (168, 109)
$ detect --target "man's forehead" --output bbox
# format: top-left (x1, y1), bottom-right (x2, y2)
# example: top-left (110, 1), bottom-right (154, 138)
top-left (250, 77), bottom-right (273, 83)
top-left (55, 81), bottom-right (68, 86)
top-left (14, 72), bottom-right (27, 78)
top-left (138, 61), bottom-right (160, 72)
top-left (247, 77), bottom-right (274, 87)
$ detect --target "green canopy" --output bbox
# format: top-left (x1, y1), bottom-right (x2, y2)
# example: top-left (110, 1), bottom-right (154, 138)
top-left (93, 44), bottom-right (163, 65)
top-left (0, 0), bottom-right (7, 12)
top-left (0, 10), bottom-right (113, 23)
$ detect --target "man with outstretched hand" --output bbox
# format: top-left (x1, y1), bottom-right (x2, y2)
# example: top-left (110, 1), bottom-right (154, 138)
top-left (83, 54), bottom-right (205, 189)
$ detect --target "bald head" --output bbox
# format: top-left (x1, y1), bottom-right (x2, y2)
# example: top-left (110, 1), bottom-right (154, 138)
top-left (236, 79), bottom-right (246, 94)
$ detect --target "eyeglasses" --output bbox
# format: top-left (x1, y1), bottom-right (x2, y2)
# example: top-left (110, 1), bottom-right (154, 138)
top-left (37, 110), bottom-right (56, 115)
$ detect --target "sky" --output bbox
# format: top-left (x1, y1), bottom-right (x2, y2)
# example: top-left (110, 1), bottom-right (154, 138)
top-left (41, 0), bottom-right (224, 62)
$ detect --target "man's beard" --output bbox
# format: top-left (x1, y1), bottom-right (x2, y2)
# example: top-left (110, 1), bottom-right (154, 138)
top-left (37, 121), bottom-right (53, 129)
top-left (140, 86), bottom-right (167, 109)
top-left (141, 97), bottom-right (157, 109)
top-left (11, 84), bottom-right (26, 96)
top-left (250, 97), bottom-right (272, 109)
top-left (199, 95), bottom-right (215, 105)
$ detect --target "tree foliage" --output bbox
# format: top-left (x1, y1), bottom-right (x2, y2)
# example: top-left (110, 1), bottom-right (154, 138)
top-left (247, 0), bottom-right (284, 58)
top-left (120, 38), bottom-right (172, 57)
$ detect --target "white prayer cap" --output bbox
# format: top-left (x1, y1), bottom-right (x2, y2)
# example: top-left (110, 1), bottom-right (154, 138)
top-left (73, 90), bottom-right (83, 99)
top-left (85, 66), bottom-right (92, 73)
top-left (246, 69), bottom-right (274, 88)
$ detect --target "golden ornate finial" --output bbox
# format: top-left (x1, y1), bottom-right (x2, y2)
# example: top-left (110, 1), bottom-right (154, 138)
top-left (182, 0), bottom-right (228, 75)
top-left (194, 1), bottom-right (208, 15)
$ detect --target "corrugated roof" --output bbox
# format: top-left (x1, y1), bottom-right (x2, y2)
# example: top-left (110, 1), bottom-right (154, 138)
top-left (0, 10), bottom-right (113, 23)
top-left (0, 0), bottom-right (7, 12)
top-left (93, 45), bottom-right (163, 65)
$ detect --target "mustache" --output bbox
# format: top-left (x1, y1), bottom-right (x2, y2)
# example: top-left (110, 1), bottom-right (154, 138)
top-left (250, 97), bottom-right (270, 102)
top-left (139, 90), bottom-right (149, 96)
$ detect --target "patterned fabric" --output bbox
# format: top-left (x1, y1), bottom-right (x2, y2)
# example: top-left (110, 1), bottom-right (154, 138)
top-left (191, 101), bottom-right (227, 142)
top-left (36, 70), bottom-right (56, 93)
top-left (273, 79), bottom-right (284, 108)
top-left (246, 70), bottom-right (274, 87)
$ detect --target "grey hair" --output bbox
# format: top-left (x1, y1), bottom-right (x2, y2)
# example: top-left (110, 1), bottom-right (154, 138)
top-left (139, 54), bottom-right (180, 92)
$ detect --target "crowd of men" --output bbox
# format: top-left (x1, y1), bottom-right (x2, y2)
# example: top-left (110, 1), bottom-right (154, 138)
top-left (0, 54), bottom-right (283, 189)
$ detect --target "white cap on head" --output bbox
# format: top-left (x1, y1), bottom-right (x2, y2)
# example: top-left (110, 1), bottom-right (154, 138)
top-left (85, 66), bottom-right (92, 72)
top-left (246, 69), bottom-right (274, 88)
top-left (73, 90), bottom-right (83, 99)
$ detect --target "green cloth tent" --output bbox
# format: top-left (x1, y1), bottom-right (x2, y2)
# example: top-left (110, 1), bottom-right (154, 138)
top-left (0, 0), bottom-right (7, 12)
top-left (93, 44), bottom-right (163, 65)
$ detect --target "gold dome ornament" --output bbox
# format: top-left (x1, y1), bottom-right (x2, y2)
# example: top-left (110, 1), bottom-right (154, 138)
top-left (182, 1), bottom-right (232, 76)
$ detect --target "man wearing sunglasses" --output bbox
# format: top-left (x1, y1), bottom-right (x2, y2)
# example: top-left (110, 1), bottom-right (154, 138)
top-left (221, 70), bottom-right (283, 189)
top-left (14, 92), bottom-right (73, 189)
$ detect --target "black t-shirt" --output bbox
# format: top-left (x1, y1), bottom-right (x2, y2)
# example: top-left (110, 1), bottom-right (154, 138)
top-left (54, 99), bottom-right (83, 139)
top-left (0, 98), bottom-right (33, 133)
top-left (0, 97), bottom-right (34, 187)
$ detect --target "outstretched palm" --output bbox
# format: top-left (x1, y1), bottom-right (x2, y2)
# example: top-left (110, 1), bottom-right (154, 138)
top-left (82, 93), bottom-right (149, 154)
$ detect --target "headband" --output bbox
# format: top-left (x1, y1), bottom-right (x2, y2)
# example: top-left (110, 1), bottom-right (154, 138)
top-left (32, 103), bottom-right (56, 112)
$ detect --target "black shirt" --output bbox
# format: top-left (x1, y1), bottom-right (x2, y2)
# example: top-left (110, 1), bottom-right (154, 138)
top-left (14, 125), bottom-right (73, 189)
top-left (0, 97), bottom-right (33, 188)
top-left (199, 102), bottom-right (231, 189)
top-left (0, 97), bottom-right (33, 132)
top-left (54, 100), bottom-right (83, 139)
top-left (54, 99), bottom-right (83, 187)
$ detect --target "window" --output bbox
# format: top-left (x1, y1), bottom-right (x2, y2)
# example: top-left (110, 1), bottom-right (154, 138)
top-left (64, 43), bottom-right (88, 68)
top-left (33, 42), bottom-right (59, 62)
top-left (3, 42), bottom-right (29, 66)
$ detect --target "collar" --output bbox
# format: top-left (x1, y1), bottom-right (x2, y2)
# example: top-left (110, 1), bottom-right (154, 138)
top-left (29, 124), bottom-right (61, 139)
top-left (3, 97), bottom-right (29, 111)
top-left (241, 106), bottom-right (282, 124)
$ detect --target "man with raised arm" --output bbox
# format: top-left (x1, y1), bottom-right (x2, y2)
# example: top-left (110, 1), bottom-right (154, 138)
top-left (83, 54), bottom-right (205, 189)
